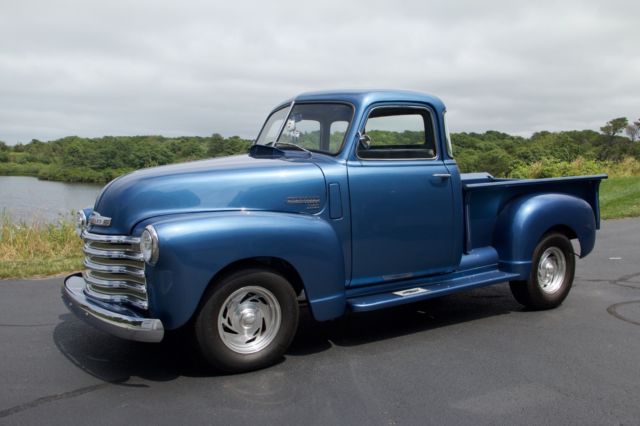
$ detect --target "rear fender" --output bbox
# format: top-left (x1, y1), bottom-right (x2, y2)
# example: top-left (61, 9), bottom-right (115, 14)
top-left (138, 211), bottom-right (346, 329)
top-left (493, 193), bottom-right (596, 277)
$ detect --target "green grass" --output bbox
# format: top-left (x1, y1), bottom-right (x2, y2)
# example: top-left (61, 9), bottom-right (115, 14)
top-left (0, 215), bottom-right (83, 279)
top-left (600, 176), bottom-right (640, 220)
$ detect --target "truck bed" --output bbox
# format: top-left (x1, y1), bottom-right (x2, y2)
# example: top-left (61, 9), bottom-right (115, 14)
top-left (460, 173), bottom-right (607, 253)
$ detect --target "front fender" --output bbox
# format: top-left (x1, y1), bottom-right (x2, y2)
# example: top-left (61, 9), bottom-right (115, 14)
top-left (493, 193), bottom-right (596, 277)
top-left (137, 211), bottom-right (346, 329)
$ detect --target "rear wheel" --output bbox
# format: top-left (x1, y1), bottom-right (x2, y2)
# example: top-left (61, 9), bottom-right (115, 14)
top-left (194, 268), bottom-right (299, 373)
top-left (509, 233), bottom-right (575, 310)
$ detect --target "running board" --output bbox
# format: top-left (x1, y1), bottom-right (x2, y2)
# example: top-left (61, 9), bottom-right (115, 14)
top-left (347, 270), bottom-right (520, 312)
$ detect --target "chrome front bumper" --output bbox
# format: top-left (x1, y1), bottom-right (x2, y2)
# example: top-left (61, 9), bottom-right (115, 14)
top-left (61, 273), bottom-right (164, 343)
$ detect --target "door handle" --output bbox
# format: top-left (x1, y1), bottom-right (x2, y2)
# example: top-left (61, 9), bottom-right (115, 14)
top-left (432, 173), bottom-right (451, 178)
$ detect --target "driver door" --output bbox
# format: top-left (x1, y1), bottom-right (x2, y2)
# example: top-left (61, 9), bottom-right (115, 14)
top-left (348, 105), bottom-right (455, 287)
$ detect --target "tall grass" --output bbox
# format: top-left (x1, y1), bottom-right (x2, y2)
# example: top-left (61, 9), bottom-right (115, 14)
top-left (0, 212), bottom-right (83, 279)
top-left (510, 156), bottom-right (640, 179)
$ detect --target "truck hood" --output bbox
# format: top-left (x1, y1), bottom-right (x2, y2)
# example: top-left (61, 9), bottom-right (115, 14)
top-left (89, 155), bottom-right (327, 235)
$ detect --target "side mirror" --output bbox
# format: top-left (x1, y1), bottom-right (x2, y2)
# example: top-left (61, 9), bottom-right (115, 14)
top-left (357, 131), bottom-right (371, 150)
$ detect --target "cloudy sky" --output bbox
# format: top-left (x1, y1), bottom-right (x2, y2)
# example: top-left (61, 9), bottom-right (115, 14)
top-left (1, 0), bottom-right (639, 144)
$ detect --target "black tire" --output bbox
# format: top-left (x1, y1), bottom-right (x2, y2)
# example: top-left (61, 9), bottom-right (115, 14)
top-left (194, 268), bottom-right (299, 373)
top-left (509, 232), bottom-right (575, 310)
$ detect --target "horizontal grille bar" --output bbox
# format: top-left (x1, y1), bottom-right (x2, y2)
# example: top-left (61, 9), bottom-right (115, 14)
top-left (82, 230), bottom-right (140, 245)
top-left (84, 258), bottom-right (145, 278)
top-left (84, 285), bottom-right (148, 310)
top-left (84, 271), bottom-right (147, 295)
top-left (84, 244), bottom-right (144, 261)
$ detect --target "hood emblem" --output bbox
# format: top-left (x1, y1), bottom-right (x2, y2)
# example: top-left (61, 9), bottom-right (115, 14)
top-left (286, 196), bottom-right (321, 210)
top-left (89, 212), bottom-right (112, 227)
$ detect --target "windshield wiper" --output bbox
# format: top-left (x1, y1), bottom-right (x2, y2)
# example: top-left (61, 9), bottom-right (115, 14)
top-left (273, 142), bottom-right (312, 155)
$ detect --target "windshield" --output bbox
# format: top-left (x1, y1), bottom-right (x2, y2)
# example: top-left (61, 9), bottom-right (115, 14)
top-left (255, 103), bottom-right (353, 155)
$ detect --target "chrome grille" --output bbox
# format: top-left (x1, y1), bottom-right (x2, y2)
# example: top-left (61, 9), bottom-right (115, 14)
top-left (82, 231), bottom-right (148, 310)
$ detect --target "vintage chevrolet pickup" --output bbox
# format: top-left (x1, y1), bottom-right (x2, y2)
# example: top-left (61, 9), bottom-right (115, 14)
top-left (62, 90), bottom-right (606, 372)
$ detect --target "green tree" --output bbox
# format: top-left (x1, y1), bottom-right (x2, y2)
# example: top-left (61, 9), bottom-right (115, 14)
top-left (477, 148), bottom-right (514, 177)
top-left (601, 117), bottom-right (629, 139)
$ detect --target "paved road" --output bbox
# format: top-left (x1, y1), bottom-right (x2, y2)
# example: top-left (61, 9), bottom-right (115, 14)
top-left (1, 219), bottom-right (639, 425)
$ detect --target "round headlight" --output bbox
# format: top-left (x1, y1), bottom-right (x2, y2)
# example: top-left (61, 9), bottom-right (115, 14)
top-left (75, 210), bottom-right (87, 236)
top-left (140, 225), bottom-right (159, 265)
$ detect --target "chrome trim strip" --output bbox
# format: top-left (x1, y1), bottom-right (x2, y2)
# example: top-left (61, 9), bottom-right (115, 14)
top-left (84, 258), bottom-right (145, 277)
top-left (62, 274), bottom-right (163, 343)
top-left (142, 225), bottom-right (160, 266)
top-left (84, 285), bottom-right (148, 310)
top-left (84, 272), bottom-right (147, 294)
top-left (83, 244), bottom-right (144, 261)
top-left (82, 230), bottom-right (140, 245)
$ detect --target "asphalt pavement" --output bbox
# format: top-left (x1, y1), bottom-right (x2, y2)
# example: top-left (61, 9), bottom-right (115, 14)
top-left (1, 218), bottom-right (639, 425)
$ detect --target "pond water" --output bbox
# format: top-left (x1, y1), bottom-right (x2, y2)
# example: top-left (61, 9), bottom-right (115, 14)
top-left (0, 176), bottom-right (102, 223)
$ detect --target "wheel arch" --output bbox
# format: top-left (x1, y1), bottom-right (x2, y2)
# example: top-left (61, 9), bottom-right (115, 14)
top-left (543, 224), bottom-right (580, 255)
top-left (142, 211), bottom-right (347, 330)
top-left (493, 193), bottom-right (596, 277)
top-left (205, 257), bottom-right (305, 299)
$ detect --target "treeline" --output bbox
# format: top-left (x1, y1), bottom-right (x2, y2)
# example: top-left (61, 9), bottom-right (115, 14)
top-left (1, 118), bottom-right (639, 183)
top-left (454, 128), bottom-right (640, 178)
top-left (0, 134), bottom-right (252, 183)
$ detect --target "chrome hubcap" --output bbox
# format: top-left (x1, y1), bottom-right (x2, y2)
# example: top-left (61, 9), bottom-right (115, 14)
top-left (218, 286), bottom-right (281, 354)
top-left (537, 247), bottom-right (566, 294)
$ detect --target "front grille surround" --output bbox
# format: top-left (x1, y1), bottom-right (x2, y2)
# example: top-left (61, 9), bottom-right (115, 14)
top-left (81, 231), bottom-right (148, 310)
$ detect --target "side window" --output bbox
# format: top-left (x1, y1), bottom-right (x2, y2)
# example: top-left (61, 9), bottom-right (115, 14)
top-left (358, 107), bottom-right (436, 160)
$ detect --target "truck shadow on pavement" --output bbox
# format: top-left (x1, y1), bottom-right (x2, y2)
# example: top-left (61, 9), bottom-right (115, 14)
top-left (53, 284), bottom-right (521, 383)
top-left (289, 284), bottom-right (520, 355)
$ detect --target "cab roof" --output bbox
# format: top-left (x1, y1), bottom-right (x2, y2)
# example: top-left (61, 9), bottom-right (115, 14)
top-left (277, 90), bottom-right (446, 113)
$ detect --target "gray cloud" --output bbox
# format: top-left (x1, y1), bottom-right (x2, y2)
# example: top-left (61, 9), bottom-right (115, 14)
top-left (1, 0), bottom-right (639, 144)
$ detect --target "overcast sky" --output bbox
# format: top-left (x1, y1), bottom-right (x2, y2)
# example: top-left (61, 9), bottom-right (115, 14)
top-left (1, 0), bottom-right (639, 144)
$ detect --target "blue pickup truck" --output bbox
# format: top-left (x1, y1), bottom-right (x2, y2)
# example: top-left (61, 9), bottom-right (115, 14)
top-left (62, 90), bottom-right (606, 372)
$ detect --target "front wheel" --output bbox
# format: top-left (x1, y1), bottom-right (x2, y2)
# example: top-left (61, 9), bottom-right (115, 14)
top-left (194, 268), bottom-right (299, 373)
top-left (509, 233), bottom-right (575, 310)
